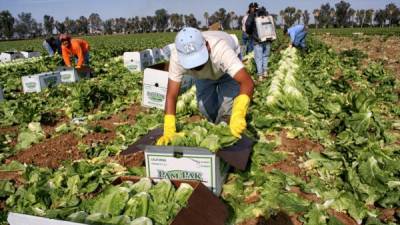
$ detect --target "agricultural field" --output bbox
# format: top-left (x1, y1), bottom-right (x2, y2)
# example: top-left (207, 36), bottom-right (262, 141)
top-left (0, 29), bottom-right (399, 225)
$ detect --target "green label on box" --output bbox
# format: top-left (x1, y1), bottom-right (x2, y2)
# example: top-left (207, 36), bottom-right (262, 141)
top-left (147, 91), bottom-right (164, 102)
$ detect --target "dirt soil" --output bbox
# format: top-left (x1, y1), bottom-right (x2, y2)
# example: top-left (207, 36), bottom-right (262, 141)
top-left (5, 105), bottom-right (144, 169)
top-left (263, 130), bottom-right (323, 178)
top-left (318, 34), bottom-right (400, 79)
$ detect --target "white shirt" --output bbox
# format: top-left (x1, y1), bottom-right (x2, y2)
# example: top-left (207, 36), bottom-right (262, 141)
top-left (169, 31), bottom-right (244, 82)
top-left (242, 15), bottom-right (248, 32)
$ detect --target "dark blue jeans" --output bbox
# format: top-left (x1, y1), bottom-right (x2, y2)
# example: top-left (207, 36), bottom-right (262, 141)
top-left (195, 74), bottom-right (240, 123)
top-left (242, 32), bottom-right (254, 54)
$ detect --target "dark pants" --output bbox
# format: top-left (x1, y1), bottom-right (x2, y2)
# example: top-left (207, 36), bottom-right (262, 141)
top-left (242, 32), bottom-right (254, 54)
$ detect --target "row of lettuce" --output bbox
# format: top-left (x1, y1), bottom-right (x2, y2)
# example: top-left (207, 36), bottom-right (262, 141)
top-left (0, 34), bottom-right (399, 225)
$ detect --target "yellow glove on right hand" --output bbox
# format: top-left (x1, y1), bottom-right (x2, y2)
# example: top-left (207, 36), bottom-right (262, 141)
top-left (156, 115), bottom-right (176, 145)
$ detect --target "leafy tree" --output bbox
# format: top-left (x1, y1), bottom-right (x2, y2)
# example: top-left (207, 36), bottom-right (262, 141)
top-left (184, 14), bottom-right (199, 28)
top-left (14, 12), bottom-right (35, 38)
top-left (114, 17), bottom-right (127, 33)
top-left (31, 21), bottom-right (43, 37)
top-left (374, 9), bottom-right (387, 27)
top-left (348, 8), bottom-right (356, 27)
top-left (303, 10), bottom-right (310, 26)
top-left (55, 21), bottom-right (66, 33)
top-left (295, 9), bottom-right (302, 24)
top-left (313, 9), bottom-right (320, 28)
top-left (335, 1), bottom-right (352, 27)
top-left (280, 7), bottom-right (297, 26)
top-left (43, 15), bottom-right (54, 35)
top-left (356, 10), bottom-right (366, 27)
top-left (365, 9), bottom-right (374, 26)
top-left (154, 9), bottom-right (169, 32)
top-left (203, 12), bottom-right (209, 27)
top-left (170, 13), bottom-right (184, 31)
top-left (63, 17), bottom-right (77, 34)
top-left (103, 19), bottom-right (113, 34)
top-left (385, 3), bottom-right (400, 27)
top-left (88, 13), bottom-right (102, 34)
top-left (0, 10), bottom-right (15, 38)
top-left (318, 3), bottom-right (335, 28)
top-left (76, 16), bottom-right (89, 34)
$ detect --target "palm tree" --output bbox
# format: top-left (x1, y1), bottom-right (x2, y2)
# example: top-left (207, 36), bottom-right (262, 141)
top-left (203, 12), bottom-right (209, 27)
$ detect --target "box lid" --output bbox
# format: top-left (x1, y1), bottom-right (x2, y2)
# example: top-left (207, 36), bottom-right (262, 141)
top-left (121, 128), bottom-right (253, 171)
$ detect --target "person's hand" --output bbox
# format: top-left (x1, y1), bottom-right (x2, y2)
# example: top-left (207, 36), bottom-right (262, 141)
top-left (229, 94), bottom-right (250, 138)
top-left (156, 115), bottom-right (176, 145)
top-left (75, 65), bottom-right (81, 70)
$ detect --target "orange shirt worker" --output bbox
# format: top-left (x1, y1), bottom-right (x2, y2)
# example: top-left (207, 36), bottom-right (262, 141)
top-left (59, 34), bottom-right (90, 69)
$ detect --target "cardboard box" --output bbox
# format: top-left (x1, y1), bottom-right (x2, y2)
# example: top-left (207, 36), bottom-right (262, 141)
top-left (8, 212), bottom-right (83, 225)
top-left (149, 48), bottom-right (164, 64)
top-left (123, 51), bottom-right (152, 72)
top-left (121, 128), bottom-right (254, 195)
top-left (142, 62), bottom-right (193, 110)
top-left (255, 16), bottom-right (277, 41)
top-left (161, 43), bottom-right (175, 60)
top-left (20, 51), bottom-right (41, 58)
top-left (0, 51), bottom-right (22, 63)
top-left (8, 177), bottom-right (228, 225)
top-left (58, 67), bottom-right (80, 83)
top-left (21, 72), bottom-right (61, 93)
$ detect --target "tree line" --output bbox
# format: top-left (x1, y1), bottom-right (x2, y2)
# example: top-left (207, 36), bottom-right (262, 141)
top-left (0, 1), bottom-right (399, 39)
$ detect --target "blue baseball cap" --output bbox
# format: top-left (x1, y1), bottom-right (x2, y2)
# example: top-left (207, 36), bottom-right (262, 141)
top-left (175, 27), bottom-right (209, 69)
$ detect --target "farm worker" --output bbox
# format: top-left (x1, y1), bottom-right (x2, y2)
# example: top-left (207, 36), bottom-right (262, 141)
top-left (157, 27), bottom-right (255, 145)
top-left (241, 7), bottom-right (253, 54)
top-left (42, 36), bottom-right (62, 56)
top-left (59, 34), bottom-right (90, 69)
top-left (245, 3), bottom-right (272, 81)
top-left (284, 24), bottom-right (308, 50)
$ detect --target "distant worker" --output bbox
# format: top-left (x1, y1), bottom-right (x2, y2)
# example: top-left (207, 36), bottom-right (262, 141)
top-left (246, 3), bottom-right (273, 81)
top-left (283, 24), bottom-right (308, 50)
top-left (42, 36), bottom-right (62, 56)
top-left (157, 27), bottom-right (255, 145)
top-left (59, 34), bottom-right (90, 69)
top-left (241, 6), bottom-right (253, 54)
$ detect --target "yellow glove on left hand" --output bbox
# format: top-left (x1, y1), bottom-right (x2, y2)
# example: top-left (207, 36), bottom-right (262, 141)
top-left (156, 115), bottom-right (176, 145)
top-left (229, 94), bottom-right (250, 138)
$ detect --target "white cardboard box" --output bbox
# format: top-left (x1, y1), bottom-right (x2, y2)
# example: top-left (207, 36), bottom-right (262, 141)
top-left (161, 43), bottom-right (175, 60)
top-left (0, 52), bottom-right (22, 63)
top-left (21, 72), bottom-right (61, 93)
top-left (58, 67), bottom-right (79, 83)
top-left (8, 212), bottom-right (84, 225)
top-left (142, 62), bottom-right (193, 109)
top-left (123, 51), bottom-right (153, 72)
top-left (20, 51), bottom-right (41, 58)
top-left (255, 16), bottom-right (277, 41)
top-left (145, 146), bottom-right (229, 195)
top-left (0, 87), bottom-right (4, 101)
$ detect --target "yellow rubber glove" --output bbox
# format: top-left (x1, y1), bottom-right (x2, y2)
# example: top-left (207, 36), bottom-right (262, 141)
top-left (156, 115), bottom-right (176, 145)
top-left (229, 94), bottom-right (250, 138)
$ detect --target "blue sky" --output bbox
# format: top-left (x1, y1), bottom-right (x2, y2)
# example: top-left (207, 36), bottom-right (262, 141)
top-left (1, 0), bottom-right (399, 25)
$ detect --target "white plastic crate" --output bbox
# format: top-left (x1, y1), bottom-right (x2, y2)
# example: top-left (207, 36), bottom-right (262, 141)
top-left (123, 51), bottom-right (153, 72)
top-left (21, 72), bottom-right (61, 93)
top-left (20, 51), bottom-right (41, 58)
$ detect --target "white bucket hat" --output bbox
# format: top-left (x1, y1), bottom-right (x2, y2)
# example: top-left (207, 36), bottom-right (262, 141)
top-left (175, 27), bottom-right (209, 69)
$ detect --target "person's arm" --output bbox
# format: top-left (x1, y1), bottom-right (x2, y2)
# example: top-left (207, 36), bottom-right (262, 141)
top-left (165, 79), bottom-right (181, 115)
top-left (229, 68), bottom-right (254, 138)
top-left (233, 68), bottom-right (254, 98)
top-left (75, 42), bottom-right (84, 68)
top-left (61, 46), bottom-right (71, 67)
